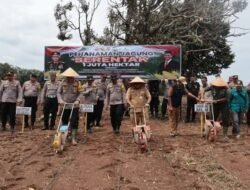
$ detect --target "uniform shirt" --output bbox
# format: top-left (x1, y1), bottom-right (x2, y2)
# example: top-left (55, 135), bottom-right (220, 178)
top-left (82, 83), bottom-right (98, 105)
top-left (0, 80), bottom-right (22, 103)
top-left (57, 79), bottom-right (82, 104)
top-left (186, 81), bottom-right (200, 97)
top-left (106, 83), bottom-right (126, 105)
top-left (94, 79), bottom-right (108, 101)
top-left (126, 87), bottom-right (151, 112)
top-left (48, 61), bottom-right (65, 72)
top-left (40, 80), bottom-right (60, 103)
top-left (23, 80), bottom-right (41, 97)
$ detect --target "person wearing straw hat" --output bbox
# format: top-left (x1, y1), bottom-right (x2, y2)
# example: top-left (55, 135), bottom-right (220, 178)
top-left (82, 75), bottom-right (98, 133)
top-left (106, 74), bottom-right (127, 134)
top-left (57, 67), bottom-right (82, 145)
top-left (168, 76), bottom-right (199, 137)
top-left (0, 71), bottom-right (22, 133)
top-left (205, 77), bottom-right (229, 140)
top-left (229, 81), bottom-right (248, 139)
top-left (40, 71), bottom-right (60, 130)
top-left (126, 76), bottom-right (151, 124)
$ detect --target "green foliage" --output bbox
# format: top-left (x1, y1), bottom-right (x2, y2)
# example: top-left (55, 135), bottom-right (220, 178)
top-left (0, 62), bottom-right (43, 84)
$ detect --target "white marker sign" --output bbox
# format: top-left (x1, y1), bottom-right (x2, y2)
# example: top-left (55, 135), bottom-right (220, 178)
top-left (195, 104), bottom-right (210, 113)
top-left (16, 107), bottom-right (32, 115)
top-left (80, 104), bottom-right (94, 113)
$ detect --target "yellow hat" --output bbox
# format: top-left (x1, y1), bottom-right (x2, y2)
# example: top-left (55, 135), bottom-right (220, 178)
top-left (211, 77), bottom-right (227, 87)
top-left (177, 76), bottom-right (187, 85)
top-left (130, 76), bottom-right (146, 84)
top-left (61, 67), bottom-right (79, 77)
top-left (162, 71), bottom-right (178, 80)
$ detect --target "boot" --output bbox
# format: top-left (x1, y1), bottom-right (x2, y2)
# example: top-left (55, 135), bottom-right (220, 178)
top-left (71, 129), bottom-right (78, 145)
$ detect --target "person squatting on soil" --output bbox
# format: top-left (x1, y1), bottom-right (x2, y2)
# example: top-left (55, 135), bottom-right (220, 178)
top-left (57, 68), bottom-right (82, 145)
top-left (106, 74), bottom-right (127, 134)
top-left (168, 76), bottom-right (199, 137)
top-left (205, 78), bottom-right (230, 140)
top-left (185, 76), bottom-right (200, 123)
top-left (22, 74), bottom-right (41, 129)
top-left (228, 81), bottom-right (248, 139)
top-left (93, 74), bottom-right (108, 127)
top-left (40, 71), bottom-right (60, 130)
top-left (0, 71), bottom-right (22, 133)
top-left (126, 76), bottom-right (151, 125)
top-left (82, 75), bottom-right (98, 134)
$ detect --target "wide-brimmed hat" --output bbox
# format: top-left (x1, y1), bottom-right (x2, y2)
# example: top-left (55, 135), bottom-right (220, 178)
top-left (211, 77), bottom-right (227, 87)
top-left (177, 76), bottom-right (187, 85)
top-left (61, 67), bottom-right (79, 77)
top-left (130, 76), bottom-right (146, 84)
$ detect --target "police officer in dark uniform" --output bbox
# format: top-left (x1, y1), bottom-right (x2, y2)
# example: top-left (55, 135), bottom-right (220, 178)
top-left (185, 76), bottom-right (200, 123)
top-left (48, 52), bottom-right (66, 72)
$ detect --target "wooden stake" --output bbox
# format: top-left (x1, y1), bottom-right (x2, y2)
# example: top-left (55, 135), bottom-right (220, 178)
top-left (22, 115), bottom-right (25, 133)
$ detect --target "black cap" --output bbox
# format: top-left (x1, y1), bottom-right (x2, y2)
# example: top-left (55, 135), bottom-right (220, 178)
top-left (52, 51), bottom-right (60, 56)
top-left (6, 71), bottom-right (14, 76)
top-left (30, 73), bottom-right (37, 78)
top-left (110, 74), bottom-right (117, 79)
top-left (164, 50), bottom-right (172, 54)
top-left (86, 75), bottom-right (94, 81)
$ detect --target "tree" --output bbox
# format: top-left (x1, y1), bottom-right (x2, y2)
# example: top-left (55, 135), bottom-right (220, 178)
top-left (105, 0), bottom-right (248, 77)
top-left (54, 0), bottom-right (101, 45)
top-left (0, 63), bottom-right (43, 84)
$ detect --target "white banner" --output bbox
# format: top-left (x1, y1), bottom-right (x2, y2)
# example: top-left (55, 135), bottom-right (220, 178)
top-left (16, 107), bottom-right (32, 115)
top-left (79, 104), bottom-right (94, 113)
top-left (195, 104), bottom-right (210, 113)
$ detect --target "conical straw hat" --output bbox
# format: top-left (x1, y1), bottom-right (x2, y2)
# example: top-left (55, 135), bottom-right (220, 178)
top-left (162, 71), bottom-right (178, 80)
top-left (61, 67), bottom-right (79, 77)
top-left (211, 77), bottom-right (227, 87)
top-left (177, 76), bottom-right (187, 85)
top-left (130, 76), bottom-right (146, 84)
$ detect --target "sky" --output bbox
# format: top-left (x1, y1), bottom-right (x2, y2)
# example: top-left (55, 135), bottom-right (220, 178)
top-left (0, 0), bottom-right (249, 84)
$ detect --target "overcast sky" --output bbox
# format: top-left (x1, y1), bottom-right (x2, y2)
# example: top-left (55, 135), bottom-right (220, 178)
top-left (0, 0), bottom-right (249, 84)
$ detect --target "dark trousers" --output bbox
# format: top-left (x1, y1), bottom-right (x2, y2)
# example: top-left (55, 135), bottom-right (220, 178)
top-left (24, 97), bottom-right (37, 126)
top-left (43, 97), bottom-right (58, 129)
top-left (95, 99), bottom-right (104, 126)
top-left (1, 102), bottom-right (16, 128)
top-left (247, 107), bottom-right (250, 127)
top-left (110, 104), bottom-right (124, 131)
top-left (186, 98), bottom-right (197, 122)
top-left (214, 103), bottom-right (229, 135)
top-left (87, 105), bottom-right (97, 130)
top-left (62, 108), bottom-right (79, 129)
top-left (150, 97), bottom-right (159, 117)
top-left (161, 98), bottom-right (168, 117)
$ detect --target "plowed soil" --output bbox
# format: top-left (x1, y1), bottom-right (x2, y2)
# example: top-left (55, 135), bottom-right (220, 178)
top-left (1, 110), bottom-right (250, 190)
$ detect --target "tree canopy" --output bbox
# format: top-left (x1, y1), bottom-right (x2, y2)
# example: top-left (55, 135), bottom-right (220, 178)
top-left (0, 63), bottom-right (43, 84)
top-left (54, 0), bottom-right (248, 77)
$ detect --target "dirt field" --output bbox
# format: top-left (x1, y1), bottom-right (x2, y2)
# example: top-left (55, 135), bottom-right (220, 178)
top-left (0, 111), bottom-right (250, 190)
